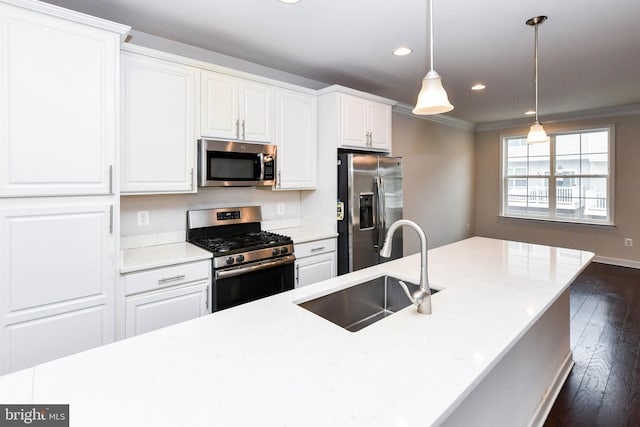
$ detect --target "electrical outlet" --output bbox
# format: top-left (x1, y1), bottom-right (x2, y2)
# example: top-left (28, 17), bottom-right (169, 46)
top-left (137, 210), bottom-right (150, 226)
top-left (277, 203), bottom-right (285, 215)
top-left (624, 238), bottom-right (633, 247)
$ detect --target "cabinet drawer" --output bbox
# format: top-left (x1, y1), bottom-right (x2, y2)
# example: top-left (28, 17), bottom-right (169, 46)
top-left (124, 261), bottom-right (210, 296)
top-left (294, 238), bottom-right (336, 259)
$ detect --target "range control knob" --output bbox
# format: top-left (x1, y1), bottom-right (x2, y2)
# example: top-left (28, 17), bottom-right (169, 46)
top-left (236, 254), bottom-right (245, 263)
top-left (280, 247), bottom-right (289, 254)
top-left (225, 257), bottom-right (234, 265)
top-left (272, 248), bottom-right (281, 256)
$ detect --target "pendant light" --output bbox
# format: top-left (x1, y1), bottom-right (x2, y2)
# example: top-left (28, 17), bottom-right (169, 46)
top-left (412, 0), bottom-right (453, 115)
top-left (526, 15), bottom-right (549, 144)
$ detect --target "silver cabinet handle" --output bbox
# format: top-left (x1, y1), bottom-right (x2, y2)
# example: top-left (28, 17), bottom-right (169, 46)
top-left (109, 205), bottom-right (114, 234)
top-left (235, 119), bottom-right (240, 139)
top-left (205, 286), bottom-right (209, 310)
top-left (242, 120), bottom-right (246, 140)
top-left (310, 246), bottom-right (325, 252)
top-left (108, 165), bottom-right (113, 194)
top-left (158, 274), bottom-right (186, 284)
top-left (295, 263), bottom-right (300, 284)
top-left (277, 170), bottom-right (281, 189)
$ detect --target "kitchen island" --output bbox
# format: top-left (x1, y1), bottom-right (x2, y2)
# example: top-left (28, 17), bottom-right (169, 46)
top-left (0, 237), bottom-right (593, 426)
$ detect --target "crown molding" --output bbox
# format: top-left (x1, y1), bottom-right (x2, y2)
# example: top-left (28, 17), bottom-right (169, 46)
top-left (393, 102), bottom-right (476, 131)
top-left (476, 103), bottom-right (640, 132)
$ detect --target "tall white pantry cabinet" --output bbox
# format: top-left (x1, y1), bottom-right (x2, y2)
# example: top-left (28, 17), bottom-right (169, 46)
top-left (0, 0), bottom-right (129, 374)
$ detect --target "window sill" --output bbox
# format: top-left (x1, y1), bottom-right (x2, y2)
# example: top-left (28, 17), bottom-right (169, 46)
top-left (498, 215), bottom-right (615, 228)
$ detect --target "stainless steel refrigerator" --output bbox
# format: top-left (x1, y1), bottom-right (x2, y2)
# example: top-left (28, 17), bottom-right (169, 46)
top-left (337, 152), bottom-right (403, 275)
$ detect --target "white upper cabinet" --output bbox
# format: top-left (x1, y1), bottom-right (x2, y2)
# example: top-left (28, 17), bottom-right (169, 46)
top-left (340, 94), bottom-right (392, 152)
top-left (0, 1), bottom-right (127, 197)
top-left (274, 88), bottom-right (317, 190)
top-left (201, 70), bottom-right (273, 142)
top-left (121, 49), bottom-right (197, 194)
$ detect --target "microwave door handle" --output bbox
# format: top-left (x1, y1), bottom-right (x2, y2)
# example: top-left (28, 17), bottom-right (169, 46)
top-left (258, 153), bottom-right (265, 180)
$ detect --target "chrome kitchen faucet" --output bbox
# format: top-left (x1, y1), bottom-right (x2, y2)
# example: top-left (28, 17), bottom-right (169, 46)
top-left (380, 219), bottom-right (432, 315)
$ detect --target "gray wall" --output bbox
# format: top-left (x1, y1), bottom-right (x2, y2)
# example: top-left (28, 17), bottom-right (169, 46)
top-left (474, 113), bottom-right (640, 264)
top-left (392, 112), bottom-right (476, 255)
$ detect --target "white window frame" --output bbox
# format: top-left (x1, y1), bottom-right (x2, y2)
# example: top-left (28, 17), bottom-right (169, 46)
top-left (499, 125), bottom-right (615, 225)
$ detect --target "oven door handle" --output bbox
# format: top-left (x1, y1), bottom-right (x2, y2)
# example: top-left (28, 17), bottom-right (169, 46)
top-left (215, 255), bottom-right (296, 280)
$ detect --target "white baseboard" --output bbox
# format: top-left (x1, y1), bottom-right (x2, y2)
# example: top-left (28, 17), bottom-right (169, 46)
top-left (592, 255), bottom-right (640, 269)
top-left (529, 351), bottom-right (575, 427)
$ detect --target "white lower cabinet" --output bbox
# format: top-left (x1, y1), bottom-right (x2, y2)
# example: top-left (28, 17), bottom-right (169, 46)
top-left (0, 198), bottom-right (116, 374)
top-left (125, 282), bottom-right (208, 337)
top-left (294, 238), bottom-right (337, 288)
top-left (122, 260), bottom-right (211, 338)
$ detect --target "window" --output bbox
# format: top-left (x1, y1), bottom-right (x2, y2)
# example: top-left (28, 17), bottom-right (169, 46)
top-left (500, 127), bottom-right (614, 225)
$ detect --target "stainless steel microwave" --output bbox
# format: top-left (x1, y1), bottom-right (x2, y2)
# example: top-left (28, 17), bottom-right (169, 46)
top-left (198, 139), bottom-right (276, 187)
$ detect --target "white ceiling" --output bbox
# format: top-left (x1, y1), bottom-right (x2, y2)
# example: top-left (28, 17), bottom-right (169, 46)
top-left (42, 0), bottom-right (640, 124)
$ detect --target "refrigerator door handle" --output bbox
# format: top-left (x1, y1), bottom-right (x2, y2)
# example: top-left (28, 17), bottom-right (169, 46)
top-left (375, 176), bottom-right (386, 251)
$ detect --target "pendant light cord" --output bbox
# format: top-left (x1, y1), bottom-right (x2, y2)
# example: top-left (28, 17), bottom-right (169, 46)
top-left (534, 22), bottom-right (539, 123)
top-left (429, 0), bottom-right (434, 72)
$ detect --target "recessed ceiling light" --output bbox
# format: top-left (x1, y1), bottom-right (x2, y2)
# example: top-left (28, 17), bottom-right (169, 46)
top-left (279, 0), bottom-right (300, 4)
top-left (471, 84), bottom-right (486, 91)
top-left (393, 47), bottom-right (412, 56)
top-left (525, 110), bottom-right (536, 116)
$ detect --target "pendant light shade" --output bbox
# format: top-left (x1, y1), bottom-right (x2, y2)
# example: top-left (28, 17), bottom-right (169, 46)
top-left (526, 121), bottom-right (549, 144)
top-left (412, 0), bottom-right (453, 115)
top-left (526, 15), bottom-right (549, 144)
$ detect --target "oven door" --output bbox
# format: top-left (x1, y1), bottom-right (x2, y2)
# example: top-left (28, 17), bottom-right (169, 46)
top-left (212, 255), bottom-right (295, 311)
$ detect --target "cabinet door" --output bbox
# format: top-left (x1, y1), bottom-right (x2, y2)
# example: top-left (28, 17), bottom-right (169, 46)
top-left (201, 71), bottom-right (239, 139)
top-left (274, 89), bottom-right (317, 189)
top-left (121, 53), bottom-right (196, 193)
top-left (0, 5), bottom-right (119, 196)
top-left (0, 199), bottom-right (116, 374)
top-left (295, 252), bottom-right (336, 288)
top-left (240, 81), bottom-right (273, 142)
top-left (125, 282), bottom-right (208, 338)
top-left (368, 102), bottom-right (392, 151)
top-left (340, 95), bottom-right (368, 148)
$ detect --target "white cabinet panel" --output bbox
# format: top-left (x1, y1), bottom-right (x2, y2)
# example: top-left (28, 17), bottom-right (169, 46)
top-left (338, 94), bottom-right (392, 152)
top-left (294, 238), bottom-right (337, 288)
top-left (201, 72), bottom-right (238, 140)
top-left (125, 282), bottom-right (208, 337)
top-left (121, 51), bottom-right (197, 193)
top-left (341, 95), bottom-right (369, 148)
top-left (0, 199), bottom-right (116, 374)
top-left (368, 102), bottom-right (392, 151)
top-left (241, 81), bottom-right (272, 142)
top-left (329, 93), bottom-right (391, 152)
top-left (0, 4), bottom-right (120, 196)
top-left (0, 201), bottom-right (114, 315)
top-left (124, 260), bottom-right (210, 296)
top-left (274, 89), bottom-right (317, 190)
top-left (201, 71), bottom-right (273, 142)
top-left (295, 252), bottom-right (336, 288)
top-left (6, 305), bottom-right (108, 373)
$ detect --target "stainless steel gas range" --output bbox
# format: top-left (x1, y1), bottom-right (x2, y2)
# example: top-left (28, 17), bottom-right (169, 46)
top-left (187, 206), bottom-right (295, 312)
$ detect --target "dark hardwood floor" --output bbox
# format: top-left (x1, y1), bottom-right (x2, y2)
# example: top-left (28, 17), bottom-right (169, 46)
top-left (544, 262), bottom-right (640, 427)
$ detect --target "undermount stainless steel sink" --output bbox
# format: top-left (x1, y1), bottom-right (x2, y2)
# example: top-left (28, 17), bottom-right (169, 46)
top-left (297, 275), bottom-right (439, 332)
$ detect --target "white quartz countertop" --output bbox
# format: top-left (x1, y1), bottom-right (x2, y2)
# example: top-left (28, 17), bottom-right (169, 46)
top-left (120, 242), bottom-right (212, 273)
top-left (1, 237), bottom-right (593, 426)
top-left (268, 225), bottom-right (338, 244)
